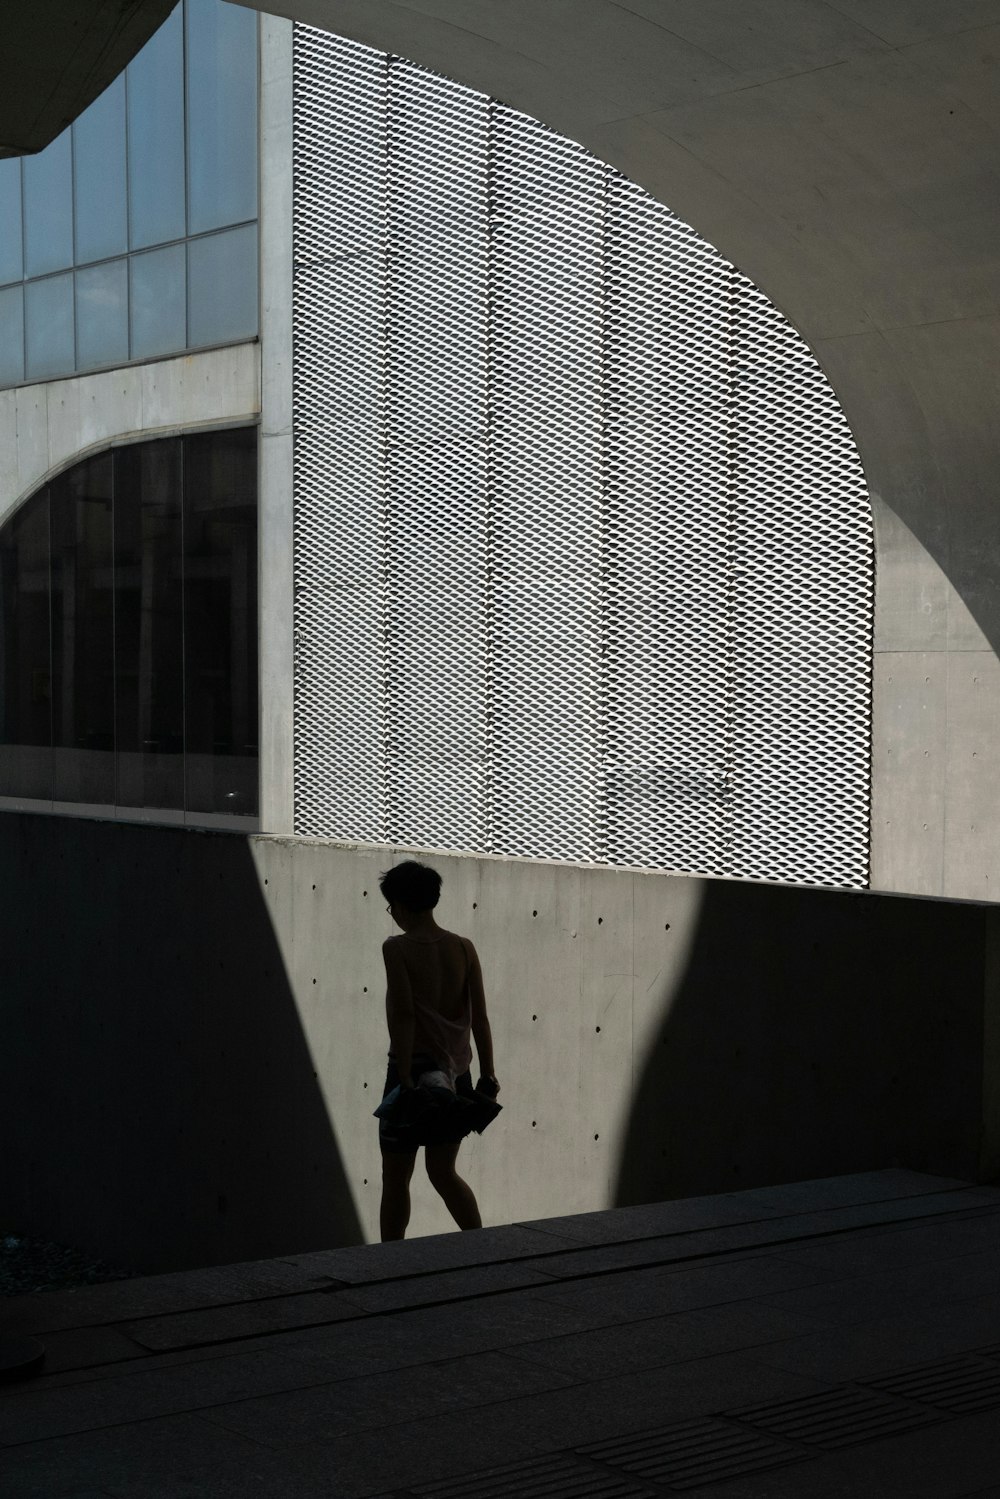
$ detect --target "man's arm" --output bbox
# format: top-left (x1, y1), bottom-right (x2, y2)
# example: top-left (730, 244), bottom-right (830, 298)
top-left (383, 938), bottom-right (415, 1086)
top-left (466, 940), bottom-right (498, 1091)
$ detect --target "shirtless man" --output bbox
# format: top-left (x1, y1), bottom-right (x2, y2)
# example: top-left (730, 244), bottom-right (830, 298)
top-left (378, 860), bottom-right (499, 1241)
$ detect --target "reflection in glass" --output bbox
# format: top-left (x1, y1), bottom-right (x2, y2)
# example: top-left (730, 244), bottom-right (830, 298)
top-left (0, 286), bottom-right (24, 388)
top-left (50, 457), bottom-right (115, 804)
top-left (74, 75), bottom-right (128, 265)
top-left (76, 260), bottom-right (129, 371)
top-left (23, 130), bottom-right (73, 278)
top-left (0, 494), bottom-right (52, 799)
top-left (183, 427), bottom-right (258, 815)
top-left (187, 226), bottom-right (258, 348)
top-left (127, 4), bottom-right (185, 249)
top-left (0, 159), bottom-right (22, 285)
top-left (0, 427), bottom-right (258, 820)
top-left (115, 440), bottom-right (185, 811)
top-left (130, 244), bottom-right (186, 360)
top-left (25, 274), bottom-right (75, 380)
top-left (186, 0), bottom-right (258, 235)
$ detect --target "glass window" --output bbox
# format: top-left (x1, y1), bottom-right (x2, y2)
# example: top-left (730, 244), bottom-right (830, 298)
top-left (130, 244), bottom-right (186, 360)
top-left (114, 439), bottom-right (185, 812)
top-left (183, 427), bottom-right (258, 816)
top-left (23, 130), bottom-right (74, 278)
top-left (76, 260), bottom-right (129, 371)
top-left (186, 0), bottom-right (258, 235)
top-left (187, 225), bottom-right (258, 348)
top-left (24, 274), bottom-right (75, 381)
top-left (127, 4), bottom-right (185, 249)
top-left (50, 457), bottom-right (115, 805)
top-left (0, 159), bottom-right (22, 286)
top-left (0, 493), bottom-right (52, 799)
top-left (0, 285), bottom-right (24, 387)
top-left (74, 75), bottom-right (128, 265)
top-left (0, 426), bottom-right (258, 820)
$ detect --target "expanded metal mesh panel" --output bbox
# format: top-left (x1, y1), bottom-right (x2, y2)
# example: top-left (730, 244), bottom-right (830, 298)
top-left (292, 28), bottom-right (873, 885)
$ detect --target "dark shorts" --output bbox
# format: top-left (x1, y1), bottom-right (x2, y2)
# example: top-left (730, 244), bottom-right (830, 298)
top-left (379, 1057), bottom-right (476, 1154)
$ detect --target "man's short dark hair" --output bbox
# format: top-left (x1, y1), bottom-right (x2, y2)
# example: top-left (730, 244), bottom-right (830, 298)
top-left (379, 860), bottom-right (442, 912)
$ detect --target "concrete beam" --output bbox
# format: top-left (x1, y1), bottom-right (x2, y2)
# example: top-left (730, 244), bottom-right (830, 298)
top-left (1, 1), bottom-right (175, 157)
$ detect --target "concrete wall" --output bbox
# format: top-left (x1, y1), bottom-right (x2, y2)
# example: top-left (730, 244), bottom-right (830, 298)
top-left (244, 0), bottom-right (1000, 903)
top-left (0, 343), bottom-right (260, 529)
top-left (1, 813), bottom-right (994, 1270)
top-left (258, 17), bottom-right (295, 836)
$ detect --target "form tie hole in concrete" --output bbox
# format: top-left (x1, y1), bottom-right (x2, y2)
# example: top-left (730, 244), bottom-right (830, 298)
top-left (363, 986), bottom-right (367, 992)
top-left (312, 884), bottom-right (316, 890)
top-left (312, 978), bottom-right (317, 985)
top-left (472, 901), bottom-right (477, 909)
top-left (597, 916), bottom-right (603, 924)
top-left (594, 1134), bottom-right (599, 1141)
top-left (532, 1120), bottom-right (537, 1128)
top-left (532, 909), bottom-right (537, 917)
top-left (595, 1026), bottom-right (601, 1033)
top-left (363, 890), bottom-right (368, 897)
top-left (532, 1014), bottom-right (537, 1022)
top-left (264, 878), bottom-right (268, 886)
top-left (664, 923), bottom-right (670, 931)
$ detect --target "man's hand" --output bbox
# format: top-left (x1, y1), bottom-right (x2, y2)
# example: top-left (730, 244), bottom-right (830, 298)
top-left (476, 1075), bottom-right (500, 1098)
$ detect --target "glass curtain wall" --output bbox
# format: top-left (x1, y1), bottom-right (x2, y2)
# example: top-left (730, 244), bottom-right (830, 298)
top-left (0, 428), bottom-right (258, 823)
top-left (0, 0), bottom-right (258, 389)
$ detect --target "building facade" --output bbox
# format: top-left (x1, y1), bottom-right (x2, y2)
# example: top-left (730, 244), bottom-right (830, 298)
top-left (0, 2), bottom-right (995, 1266)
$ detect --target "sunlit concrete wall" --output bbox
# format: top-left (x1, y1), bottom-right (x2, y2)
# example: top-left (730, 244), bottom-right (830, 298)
top-left (0, 343), bottom-right (260, 530)
top-left (0, 812), bottom-right (994, 1268)
top-left (248, 0), bottom-right (1000, 903)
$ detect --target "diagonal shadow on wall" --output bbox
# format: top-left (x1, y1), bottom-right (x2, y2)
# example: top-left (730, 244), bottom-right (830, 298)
top-left (0, 812), bottom-right (362, 1273)
top-left (614, 877), bottom-right (992, 1209)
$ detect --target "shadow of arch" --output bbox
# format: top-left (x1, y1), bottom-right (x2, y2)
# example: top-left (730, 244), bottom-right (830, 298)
top-left (0, 813), bottom-right (363, 1272)
top-left (614, 876), bottom-right (988, 1207)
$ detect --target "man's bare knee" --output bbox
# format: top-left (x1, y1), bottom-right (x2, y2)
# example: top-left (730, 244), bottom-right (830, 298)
top-left (382, 1151), bottom-right (415, 1185)
top-left (425, 1146), bottom-right (460, 1191)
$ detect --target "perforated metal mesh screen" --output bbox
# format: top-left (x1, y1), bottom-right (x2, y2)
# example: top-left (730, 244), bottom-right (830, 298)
top-left (291, 29), bottom-right (873, 886)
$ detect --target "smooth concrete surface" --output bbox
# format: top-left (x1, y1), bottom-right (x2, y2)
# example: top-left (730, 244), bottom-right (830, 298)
top-left (240, 0), bottom-right (1000, 902)
top-left (0, 344), bottom-right (261, 530)
top-left (4, 1172), bottom-right (1000, 1496)
top-left (2, 811), bottom-right (998, 1271)
top-left (258, 17), bottom-right (296, 837)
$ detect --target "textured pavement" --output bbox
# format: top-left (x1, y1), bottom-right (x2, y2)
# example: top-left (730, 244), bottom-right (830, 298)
top-left (2, 1170), bottom-right (1000, 1496)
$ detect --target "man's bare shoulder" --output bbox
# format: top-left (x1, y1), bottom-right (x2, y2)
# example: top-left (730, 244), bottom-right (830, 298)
top-left (437, 927), bottom-right (476, 950)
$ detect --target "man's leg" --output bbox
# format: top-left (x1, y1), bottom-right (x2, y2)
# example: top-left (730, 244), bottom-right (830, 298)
top-left (425, 1142), bottom-right (482, 1230)
top-left (380, 1147), bottom-right (416, 1241)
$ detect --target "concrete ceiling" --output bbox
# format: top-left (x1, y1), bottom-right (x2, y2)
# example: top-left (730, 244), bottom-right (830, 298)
top-left (1, 0), bottom-right (175, 157)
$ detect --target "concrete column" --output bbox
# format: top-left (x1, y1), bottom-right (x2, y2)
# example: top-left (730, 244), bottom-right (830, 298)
top-left (258, 17), bottom-right (296, 834)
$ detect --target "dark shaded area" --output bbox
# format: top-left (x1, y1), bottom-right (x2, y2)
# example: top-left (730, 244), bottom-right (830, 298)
top-left (0, 428), bottom-right (258, 819)
top-left (0, 2), bottom-right (176, 158)
top-left (0, 1228), bottom-right (136, 1294)
top-left (0, 812), bottom-right (362, 1273)
top-left (617, 879), bottom-right (995, 1207)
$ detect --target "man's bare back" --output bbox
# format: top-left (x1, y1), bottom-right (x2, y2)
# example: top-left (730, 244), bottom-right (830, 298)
top-left (385, 929), bottom-right (471, 1025)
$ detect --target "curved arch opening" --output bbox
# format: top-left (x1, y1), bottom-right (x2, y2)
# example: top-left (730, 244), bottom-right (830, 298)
top-left (0, 427), bottom-right (259, 823)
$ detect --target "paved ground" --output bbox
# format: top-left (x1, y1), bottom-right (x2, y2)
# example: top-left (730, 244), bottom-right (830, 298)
top-left (2, 1169), bottom-right (1000, 1496)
